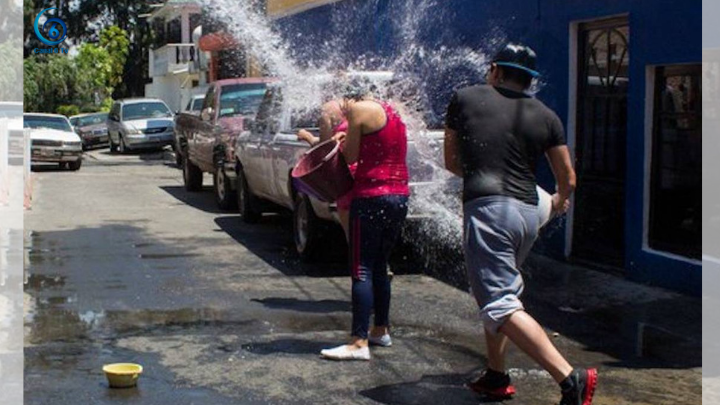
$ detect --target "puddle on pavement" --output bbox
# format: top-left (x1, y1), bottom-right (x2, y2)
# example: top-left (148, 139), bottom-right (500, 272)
top-left (138, 253), bottom-right (200, 260)
top-left (25, 305), bottom-right (260, 345)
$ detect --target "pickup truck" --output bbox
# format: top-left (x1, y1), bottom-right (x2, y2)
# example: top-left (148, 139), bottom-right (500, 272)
top-left (233, 79), bottom-right (445, 261)
top-left (175, 77), bottom-right (276, 210)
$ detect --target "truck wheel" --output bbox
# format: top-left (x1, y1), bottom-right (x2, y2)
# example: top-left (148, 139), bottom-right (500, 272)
top-left (214, 168), bottom-right (237, 211)
top-left (174, 142), bottom-right (183, 167)
top-left (183, 156), bottom-right (203, 192)
top-left (68, 159), bottom-right (82, 171)
top-left (236, 168), bottom-right (261, 224)
top-left (293, 192), bottom-right (321, 262)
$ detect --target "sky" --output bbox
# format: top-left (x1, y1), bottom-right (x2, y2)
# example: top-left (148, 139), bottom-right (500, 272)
top-left (704, 0), bottom-right (720, 48)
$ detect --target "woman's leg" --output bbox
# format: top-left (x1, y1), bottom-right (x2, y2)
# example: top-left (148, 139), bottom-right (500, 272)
top-left (349, 199), bottom-right (384, 345)
top-left (371, 196), bottom-right (408, 336)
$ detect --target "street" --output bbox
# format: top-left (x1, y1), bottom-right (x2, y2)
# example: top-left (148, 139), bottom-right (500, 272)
top-left (23, 149), bottom-right (701, 405)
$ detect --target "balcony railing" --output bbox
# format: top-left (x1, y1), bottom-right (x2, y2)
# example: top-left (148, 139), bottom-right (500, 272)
top-left (150, 44), bottom-right (198, 78)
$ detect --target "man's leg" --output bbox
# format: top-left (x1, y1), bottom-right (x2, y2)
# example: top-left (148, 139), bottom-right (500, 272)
top-left (498, 310), bottom-right (573, 383)
top-left (485, 327), bottom-right (509, 372)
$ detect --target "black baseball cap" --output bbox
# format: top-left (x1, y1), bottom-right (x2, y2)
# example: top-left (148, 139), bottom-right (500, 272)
top-left (493, 43), bottom-right (540, 78)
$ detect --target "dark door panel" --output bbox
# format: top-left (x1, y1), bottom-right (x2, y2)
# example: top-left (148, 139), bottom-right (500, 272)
top-left (572, 18), bottom-right (629, 267)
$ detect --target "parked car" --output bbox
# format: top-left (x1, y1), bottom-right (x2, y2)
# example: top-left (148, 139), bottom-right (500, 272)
top-left (234, 74), bottom-right (445, 261)
top-left (107, 98), bottom-right (175, 153)
top-left (24, 113), bottom-right (83, 171)
top-left (176, 77), bottom-right (276, 210)
top-left (69, 112), bottom-right (109, 150)
top-left (183, 95), bottom-right (205, 115)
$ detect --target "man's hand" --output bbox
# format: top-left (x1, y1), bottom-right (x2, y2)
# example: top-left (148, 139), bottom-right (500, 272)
top-left (551, 193), bottom-right (570, 214)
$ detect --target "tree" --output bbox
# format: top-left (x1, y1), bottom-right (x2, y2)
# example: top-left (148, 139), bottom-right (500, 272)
top-left (99, 25), bottom-right (129, 89)
top-left (23, 0), bottom-right (162, 98)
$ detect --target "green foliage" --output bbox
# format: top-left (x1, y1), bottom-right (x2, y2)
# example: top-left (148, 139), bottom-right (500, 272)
top-left (76, 43), bottom-right (113, 95)
top-left (24, 26), bottom-right (130, 113)
top-left (57, 104), bottom-right (80, 117)
top-left (24, 0), bottom-right (162, 97)
top-left (99, 26), bottom-right (130, 88)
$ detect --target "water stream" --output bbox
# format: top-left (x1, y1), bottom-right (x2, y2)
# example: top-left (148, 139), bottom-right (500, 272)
top-left (202, 0), bottom-right (560, 279)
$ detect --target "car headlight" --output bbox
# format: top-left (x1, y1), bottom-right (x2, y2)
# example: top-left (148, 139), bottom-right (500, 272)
top-left (64, 141), bottom-right (82, 148)
top-left (126, 127), bottom-right (142, 135)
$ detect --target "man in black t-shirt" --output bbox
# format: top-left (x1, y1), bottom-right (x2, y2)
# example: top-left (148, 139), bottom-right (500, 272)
top-left (444, 44), bottom-right (597, 405)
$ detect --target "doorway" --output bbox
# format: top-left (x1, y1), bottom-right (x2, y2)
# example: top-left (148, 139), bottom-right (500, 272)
top-left (572, 17), bottom-right (629, 267)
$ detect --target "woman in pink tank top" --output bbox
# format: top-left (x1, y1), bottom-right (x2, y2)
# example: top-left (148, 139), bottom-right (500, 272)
top-left (320, 83), bottom-right (409, 361)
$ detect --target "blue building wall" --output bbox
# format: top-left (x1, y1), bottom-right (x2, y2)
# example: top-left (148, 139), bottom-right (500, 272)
top-left (272, 0), bottom-right (702, 294)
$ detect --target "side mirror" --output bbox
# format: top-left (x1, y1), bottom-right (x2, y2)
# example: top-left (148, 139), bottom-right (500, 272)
top-left (201, 107), bottom-right (213, 121)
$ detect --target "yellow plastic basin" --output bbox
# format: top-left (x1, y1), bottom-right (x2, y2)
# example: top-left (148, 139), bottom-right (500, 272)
top-left (103, 363), bottom-right (143, 388)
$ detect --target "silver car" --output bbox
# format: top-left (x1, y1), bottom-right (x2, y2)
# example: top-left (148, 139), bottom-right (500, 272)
top-left (107, 98), bottom-right (175, 153)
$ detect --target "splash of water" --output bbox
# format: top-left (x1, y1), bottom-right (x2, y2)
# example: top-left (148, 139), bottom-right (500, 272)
top-left (202, 0), bottom-right (501, 277)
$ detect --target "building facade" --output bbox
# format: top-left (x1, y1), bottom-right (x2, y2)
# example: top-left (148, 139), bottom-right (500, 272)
top-left (144, 0), bottom-right (209, 112)
top-left (268, 0), bottom-right (702, 294)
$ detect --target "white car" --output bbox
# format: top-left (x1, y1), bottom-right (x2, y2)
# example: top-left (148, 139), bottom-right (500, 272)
top-left (107, 98), bottom-right (175, 153)
top-left (25, 113), bottom-right (83, 171)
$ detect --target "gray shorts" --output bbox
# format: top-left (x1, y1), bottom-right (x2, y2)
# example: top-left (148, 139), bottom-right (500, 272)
top-left (463, 196), bottom-right (539, 334)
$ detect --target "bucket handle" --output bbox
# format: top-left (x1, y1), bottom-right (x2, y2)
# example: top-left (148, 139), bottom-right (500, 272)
top-left (304, 138), bottom-right (342, 164)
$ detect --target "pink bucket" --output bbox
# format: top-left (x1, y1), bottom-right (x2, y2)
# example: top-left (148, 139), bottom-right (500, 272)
top-left (292, 139), bottom-right (354, 203)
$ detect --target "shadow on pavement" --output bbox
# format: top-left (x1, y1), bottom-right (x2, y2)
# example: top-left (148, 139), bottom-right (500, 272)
top-left (214, 215), bottom-right (348, 278)
top-left (251, 297), bottom-right (349, 313)
top-left (160, 185), bottom-right (225, 214)
top-left (360, 373), bottom-right (504, 405)
top-left (241, 339), bottom-right (338, 356)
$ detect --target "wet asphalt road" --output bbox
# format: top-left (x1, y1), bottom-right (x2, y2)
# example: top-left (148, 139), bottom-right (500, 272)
top-left (23, 149), bottom-right (701, 405)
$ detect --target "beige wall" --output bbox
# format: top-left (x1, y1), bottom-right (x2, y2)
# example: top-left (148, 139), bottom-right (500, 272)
top-left (266, 0), bottom-right (342, 19)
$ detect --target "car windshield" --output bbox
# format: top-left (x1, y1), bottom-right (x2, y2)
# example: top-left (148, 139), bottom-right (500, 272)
top-left (191, 98), bottom-right (204, 111)
top-left (219, 84), bottom-right (267, 118)
top-left (122, 102), bottom-right (172, 120)
top-left (24, 115), bottom-right (72, 132)
top-left (76, 113), bottom-right (108, 127)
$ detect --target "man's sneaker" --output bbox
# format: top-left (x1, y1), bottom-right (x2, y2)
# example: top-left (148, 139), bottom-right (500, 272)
top-left (468, 369), bottom-right (516, 400)
top-left (369, 334), bottom-right (392, 347)
top-left (320, 344), bottom-right (370, 361)
top-left (559, 368), bottom-right (598, 405)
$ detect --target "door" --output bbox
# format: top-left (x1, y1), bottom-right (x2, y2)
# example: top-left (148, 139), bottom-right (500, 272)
top-left (196, 85), bottom-right (218, 171)
top-left (243, 88), bottom-right (282, 198)
top-left (572, 17), bottom-right (629, 267)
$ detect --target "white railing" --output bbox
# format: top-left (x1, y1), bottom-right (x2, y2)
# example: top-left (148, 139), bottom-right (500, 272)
top-left (150, 44), bottom-right (197, 78)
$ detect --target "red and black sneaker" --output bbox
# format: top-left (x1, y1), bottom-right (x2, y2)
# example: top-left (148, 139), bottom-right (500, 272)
top-left (467, 369), bottom-right (516, 400)
top-left (559, 368), bottom-right (598, 405)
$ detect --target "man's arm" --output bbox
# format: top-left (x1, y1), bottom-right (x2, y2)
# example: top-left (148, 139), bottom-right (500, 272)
top-left (444, 127), bottom-right (463, 177)
top-left (546, 145), bottom-right (576, 213)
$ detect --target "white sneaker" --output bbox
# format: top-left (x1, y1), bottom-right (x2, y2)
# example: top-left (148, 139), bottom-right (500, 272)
top-left (369, 334), bottom-right (392, 347)
top-left (320, 344), bottom-right (370, 361)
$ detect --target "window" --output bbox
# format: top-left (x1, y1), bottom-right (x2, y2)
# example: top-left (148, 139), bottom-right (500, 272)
top-left (649, 65), bottom-right (701, 259)
top-left (122, 102), bottom-right (172, 121)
